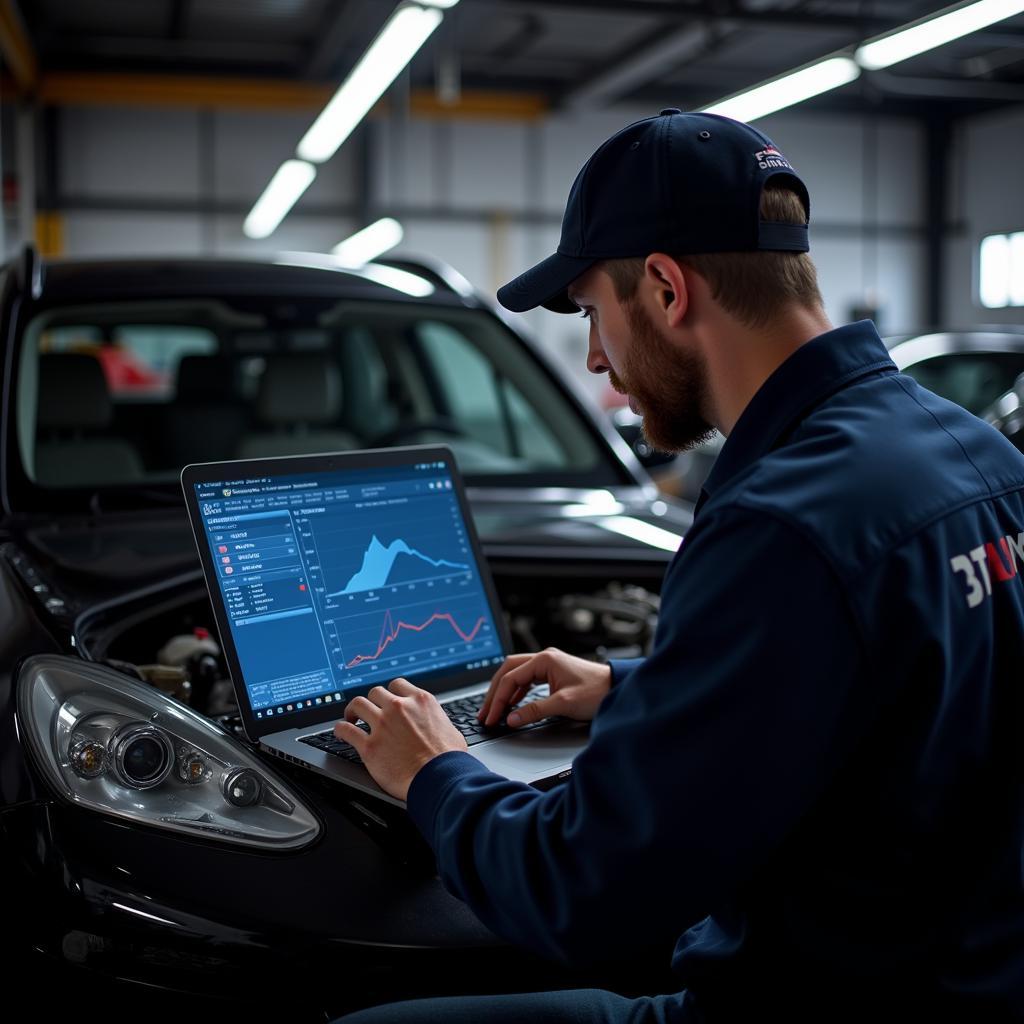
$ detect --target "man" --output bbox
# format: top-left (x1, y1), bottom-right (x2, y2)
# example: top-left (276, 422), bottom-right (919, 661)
top-left (335, 111), bottom-right (1024, 1020)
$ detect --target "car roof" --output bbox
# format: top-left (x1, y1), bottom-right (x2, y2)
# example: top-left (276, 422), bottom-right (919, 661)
top-left (25, 252), bottom-right (476, 308)
top-left (886, 328), bottom-right (1024, 370)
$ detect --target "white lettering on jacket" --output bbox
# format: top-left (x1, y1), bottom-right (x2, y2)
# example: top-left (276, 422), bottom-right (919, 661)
top-left (950, 530), bottom-right (1023, 608)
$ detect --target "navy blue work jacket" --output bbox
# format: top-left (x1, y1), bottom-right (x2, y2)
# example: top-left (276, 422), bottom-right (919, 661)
top-left (407, 321), bottom-right (1024, 1019)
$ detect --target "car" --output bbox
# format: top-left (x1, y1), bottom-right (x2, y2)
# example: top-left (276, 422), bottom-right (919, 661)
top-left (0, 247), bottom-right (690, 1020)
top-left (886, 327), bottom-right (1024, 419)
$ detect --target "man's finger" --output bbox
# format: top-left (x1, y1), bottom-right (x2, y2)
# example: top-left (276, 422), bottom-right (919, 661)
top-left (366, 685), bottom-right (397, 707)
top-left (334, 719), bottom-right (368, 747)
top-left (388, 677), bottom-right (419, 696)
top-left (344, 695), bottom-right (381, 725)
top-left (507, 694), bottom-right (556, 728)
top-left (478, 654), bottom-right (532, 721)
top-left (483, 655), bottom-right (549, 726)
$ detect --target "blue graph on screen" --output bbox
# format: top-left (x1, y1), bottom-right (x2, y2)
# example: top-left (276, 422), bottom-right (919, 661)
top-left (329, 535), bottom-right (469, 597)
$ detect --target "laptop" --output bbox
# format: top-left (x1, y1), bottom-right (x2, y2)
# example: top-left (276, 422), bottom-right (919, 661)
top-left (181, 445), bottom-right (588, 807)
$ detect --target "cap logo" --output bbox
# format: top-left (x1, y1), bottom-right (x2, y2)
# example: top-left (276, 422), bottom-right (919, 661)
top-left (754, 145), bottom-right (792, 171)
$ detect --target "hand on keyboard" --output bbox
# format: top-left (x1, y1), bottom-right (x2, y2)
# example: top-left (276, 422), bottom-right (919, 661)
top-left (478, 648), bottom-right (612, 729)
top-left (331, 677), bottom-right (469, 802)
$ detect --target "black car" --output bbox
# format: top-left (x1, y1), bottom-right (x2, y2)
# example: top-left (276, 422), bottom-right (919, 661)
top-left (0, 248), bottom-right (689, 1020)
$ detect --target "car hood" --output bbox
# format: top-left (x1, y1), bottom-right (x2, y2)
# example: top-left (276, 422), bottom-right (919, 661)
top-left (10, 487), bottom-right (690, 593)
top-left (467, 487), bottom-right (690, 563)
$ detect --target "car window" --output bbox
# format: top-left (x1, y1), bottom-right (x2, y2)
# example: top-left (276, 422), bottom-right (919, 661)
top-left (902, 352), bottom-right (1024, 415)
top-left (17, 298), bottom-right (611, 491)
top-left (38, 323), bottom-right (217, 400)
top-left (417, 320), bottom-right (564, 466)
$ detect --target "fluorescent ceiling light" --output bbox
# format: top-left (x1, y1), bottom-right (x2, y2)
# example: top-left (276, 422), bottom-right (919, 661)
top-left (243, 160), bottom-right (316, 239)
top-left (297, 4), bottom-right (443, 164)
top-left (703, 56), bottom-right (860, 122)
top-left (332, 218), bottom-right (404, 266)
top-left (415, 0), bottom-right (460, 7)
top-left (857, 0), bottom-right (1024, 71)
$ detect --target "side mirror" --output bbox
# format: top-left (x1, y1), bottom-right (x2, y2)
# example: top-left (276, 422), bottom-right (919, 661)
top-left (610, 408), bottom-right (676, 470)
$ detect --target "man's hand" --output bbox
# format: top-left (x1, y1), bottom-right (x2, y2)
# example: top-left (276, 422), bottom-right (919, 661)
top-left (478, 647), bottom-right (612, 729)
top-left (334, 678), bottom-right (467, 802)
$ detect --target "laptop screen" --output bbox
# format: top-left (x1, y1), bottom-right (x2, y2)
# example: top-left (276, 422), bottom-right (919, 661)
top-left (190, 456), bottom-right (506, 726)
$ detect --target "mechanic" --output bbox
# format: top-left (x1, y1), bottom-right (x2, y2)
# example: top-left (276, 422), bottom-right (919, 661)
top-left (332, 111), bottom-right (1024, 1021)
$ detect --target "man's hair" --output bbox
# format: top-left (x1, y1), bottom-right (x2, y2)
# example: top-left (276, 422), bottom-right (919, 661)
top-left (602, 185), bottom-right (824, 329)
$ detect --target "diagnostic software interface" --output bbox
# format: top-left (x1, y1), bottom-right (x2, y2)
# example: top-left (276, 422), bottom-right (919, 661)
top-left (192, 460), bottom-right (505, 723)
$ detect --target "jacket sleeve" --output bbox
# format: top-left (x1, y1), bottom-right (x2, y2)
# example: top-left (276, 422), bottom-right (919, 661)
top-left (606, 657), bottom-right (645, 686)
top-left (407, 506), bottom-right (870, 964)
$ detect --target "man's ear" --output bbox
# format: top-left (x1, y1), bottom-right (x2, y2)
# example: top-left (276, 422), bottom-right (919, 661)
top-left (643, 253), bottom-right (688, 327)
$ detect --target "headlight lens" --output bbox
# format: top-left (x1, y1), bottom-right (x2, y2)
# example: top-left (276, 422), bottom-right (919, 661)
top-left (110, 723), bottom-right (174, 790)
top-left (17, 654), bottom-right (320, 850)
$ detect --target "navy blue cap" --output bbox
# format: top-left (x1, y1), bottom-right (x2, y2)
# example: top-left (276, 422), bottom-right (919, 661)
top-left (497, 110), bottom-right (810, 314)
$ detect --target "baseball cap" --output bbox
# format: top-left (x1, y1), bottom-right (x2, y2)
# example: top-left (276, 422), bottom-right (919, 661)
top-left (496, 109), bottom-right (810, 314)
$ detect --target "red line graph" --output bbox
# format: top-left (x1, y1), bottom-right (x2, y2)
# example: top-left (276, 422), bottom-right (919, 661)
top-left (345, 609), bottom-right (487, 668)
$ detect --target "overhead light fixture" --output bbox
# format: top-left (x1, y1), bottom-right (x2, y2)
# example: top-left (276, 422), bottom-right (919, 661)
top-left (297, 3), bottom-right (444, 164)
top-left (332, 218), bottom-right (404, 267)
top-left (415, 0), bottom-right (460, 7)
top-left (856, 0), bottom-right (1024, 71)
top-left (702, 56), bottom-right (860, 122)
top-left (243, 159), bottom-right (316, 239)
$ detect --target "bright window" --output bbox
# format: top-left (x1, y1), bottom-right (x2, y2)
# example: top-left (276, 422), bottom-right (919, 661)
top-left (979, 231), bottom-right (1024, 308)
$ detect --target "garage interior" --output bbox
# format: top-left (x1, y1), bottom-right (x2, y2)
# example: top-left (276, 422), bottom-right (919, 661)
top-left (2, 2), bottom-right (1024, 1021)
top-left (0, 0), bottom-right (1021, 395)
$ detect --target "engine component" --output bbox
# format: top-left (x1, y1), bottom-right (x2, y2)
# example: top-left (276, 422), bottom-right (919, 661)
top-left (511, 583), bottom-right (660, 659)
top-left (158, 627), bottom-right (220, 667)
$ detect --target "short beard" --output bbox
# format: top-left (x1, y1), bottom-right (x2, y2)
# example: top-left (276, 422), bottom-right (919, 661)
top-left (613, 297), bottom-right (716, 454)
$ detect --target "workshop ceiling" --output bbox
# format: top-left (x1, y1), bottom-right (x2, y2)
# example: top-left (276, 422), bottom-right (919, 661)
top-left (18, 0), bottom-right (1024, 116)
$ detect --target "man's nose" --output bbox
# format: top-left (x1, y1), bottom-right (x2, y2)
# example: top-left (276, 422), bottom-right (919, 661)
top-left (586, 329), bottom-right (609, 375)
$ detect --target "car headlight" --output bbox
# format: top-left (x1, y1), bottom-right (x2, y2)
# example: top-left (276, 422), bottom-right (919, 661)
top-left (17, 654), bottom-right (320, 850)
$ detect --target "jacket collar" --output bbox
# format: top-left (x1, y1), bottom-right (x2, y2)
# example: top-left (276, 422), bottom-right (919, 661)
top-left (698, 320), bottom-right (896, 509)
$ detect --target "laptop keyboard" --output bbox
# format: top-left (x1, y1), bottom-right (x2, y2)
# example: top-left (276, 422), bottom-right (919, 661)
top-left (299, 687), bottom-right (551, 766)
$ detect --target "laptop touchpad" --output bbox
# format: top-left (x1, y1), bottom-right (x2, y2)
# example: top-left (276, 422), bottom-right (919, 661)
top-left (472, 722), bottom-right (588, 780)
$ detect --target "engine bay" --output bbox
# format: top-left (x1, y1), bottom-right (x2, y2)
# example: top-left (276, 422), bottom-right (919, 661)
top-left (76, 567), bottom-right (662, 729)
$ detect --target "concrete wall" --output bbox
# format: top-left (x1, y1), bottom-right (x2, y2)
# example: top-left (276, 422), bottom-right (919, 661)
top-left (37, 99), bottom-right (1013, 396)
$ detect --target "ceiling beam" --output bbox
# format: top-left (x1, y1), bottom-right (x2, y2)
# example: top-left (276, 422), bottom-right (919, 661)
top-left (869, 69), bottom-right (1024, 102)
top-left (475, 0), bottom-right (902, 35)
top-left (304, 0), bottom-right (386, 80)
top-left (564, 22), bottom-right (719, 109)
top-left (479, 0), bottom-right (1024, 49)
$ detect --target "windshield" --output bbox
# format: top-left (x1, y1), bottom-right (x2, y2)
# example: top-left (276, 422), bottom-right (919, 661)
top-left (16, 297), bottom-right (614, 492)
